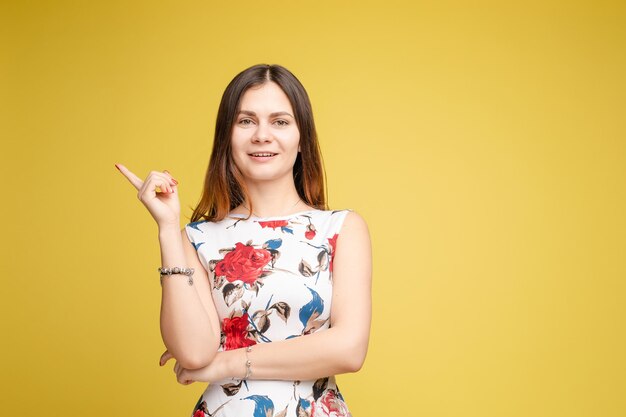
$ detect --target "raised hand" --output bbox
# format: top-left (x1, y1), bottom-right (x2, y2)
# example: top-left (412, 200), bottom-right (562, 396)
top-left (115, 163), bottom-right (181, 228)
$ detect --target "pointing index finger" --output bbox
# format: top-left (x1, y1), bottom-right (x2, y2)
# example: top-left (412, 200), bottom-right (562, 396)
top-left (115, 163), bottom-right (144, 190)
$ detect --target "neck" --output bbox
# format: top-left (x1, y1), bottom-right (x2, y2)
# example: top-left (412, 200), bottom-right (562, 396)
top-left (237, 176), bottom-right (308, 217)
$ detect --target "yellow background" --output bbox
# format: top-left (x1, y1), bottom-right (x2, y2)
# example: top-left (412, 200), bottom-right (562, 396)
top-left (1, 1), bottom-right (625, 416)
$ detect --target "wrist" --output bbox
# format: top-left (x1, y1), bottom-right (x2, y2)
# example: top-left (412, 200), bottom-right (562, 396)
top-left (158, 222), bottom-right (181, 235)
top-left (158, 227), bottom-right (182, 245)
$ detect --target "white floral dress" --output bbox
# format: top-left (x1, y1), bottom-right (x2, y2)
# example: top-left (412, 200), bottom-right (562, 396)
top-left (184, 208), bottom-right (353, 417)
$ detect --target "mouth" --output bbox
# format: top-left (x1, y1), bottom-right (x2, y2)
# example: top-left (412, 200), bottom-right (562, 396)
top-left (248, 152), bottom-right (278, 158)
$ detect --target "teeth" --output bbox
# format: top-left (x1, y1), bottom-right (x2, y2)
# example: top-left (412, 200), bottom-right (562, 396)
top-left (251, 153), bottom-right (275, 157)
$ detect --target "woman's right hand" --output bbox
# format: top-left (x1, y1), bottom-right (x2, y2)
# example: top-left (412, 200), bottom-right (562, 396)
top-left (115, 163), bottom-right (181, 228)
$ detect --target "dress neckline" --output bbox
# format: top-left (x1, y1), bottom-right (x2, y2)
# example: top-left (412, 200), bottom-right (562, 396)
top-left (227, 209), bottom-right (323, 221)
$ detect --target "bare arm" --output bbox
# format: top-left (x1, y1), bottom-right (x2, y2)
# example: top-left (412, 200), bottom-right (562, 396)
top-left (172, 211), bottom-right (372, 383)
top-left (115, 164), bottom-right (221, 370)
top-left (158, 225), bottom-right (221, 369)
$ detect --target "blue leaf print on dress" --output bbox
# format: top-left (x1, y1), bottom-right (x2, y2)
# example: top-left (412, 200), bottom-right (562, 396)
top-left (298, 287), bottom-right (328, 335)
top-left (264, 238), bottom-right (282, 250)
top-left (298, 397), bottom-right (311, 409)
top-left (188, 220), bottom-right (206, 232)
top-left (295, 396), bottom-right (312, 416)
top-left (243, 395), bottom-right (274, 417)
top-left (299, 287), bottom-right (323, 327)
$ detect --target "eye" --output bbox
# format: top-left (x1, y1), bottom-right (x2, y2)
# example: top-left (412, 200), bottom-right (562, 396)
top-left (238, 118), bottom-right (254, 126)
top-left (274, 119), bottom-right (289, 126)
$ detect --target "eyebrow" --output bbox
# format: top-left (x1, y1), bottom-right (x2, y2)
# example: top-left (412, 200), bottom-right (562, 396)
top-left (238, 110), bottom-right (294, 118)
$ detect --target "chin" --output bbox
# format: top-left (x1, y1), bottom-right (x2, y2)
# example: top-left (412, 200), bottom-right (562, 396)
top-left (242, 170), bottom-right (292, 183)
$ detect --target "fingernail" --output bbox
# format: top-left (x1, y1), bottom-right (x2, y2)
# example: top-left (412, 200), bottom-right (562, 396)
top-left (115, 164), bottom-right (120, 171)
top-left (172, 179), bottom-right (178, 185)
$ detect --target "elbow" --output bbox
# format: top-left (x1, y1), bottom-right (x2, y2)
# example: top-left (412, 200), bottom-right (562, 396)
top-left (340, 341), bottom-right (368, 373)
top-left (178, 348), bottom-right (217, 370)
top-left (345, 352), bottom-right (366, 373)
top-left (172, 339), bottom-right (220, 370)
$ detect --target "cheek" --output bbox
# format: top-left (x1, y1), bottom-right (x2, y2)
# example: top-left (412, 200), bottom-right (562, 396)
top-left (231, 130), bottom-right (247, 149)
top-left (279, 129), bottom-right (300, 152)
top-left (230, 133), bottom-right (250, 161)
top-left (229, 141), bottom-right (246, 169)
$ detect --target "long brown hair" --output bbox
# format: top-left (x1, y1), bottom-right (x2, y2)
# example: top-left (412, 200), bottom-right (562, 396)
top-left (189, 64), bottom-right (327, 223)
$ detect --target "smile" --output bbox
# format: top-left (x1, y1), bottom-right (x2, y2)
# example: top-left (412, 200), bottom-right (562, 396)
top-left (248, 153), bottom-right (277, 157)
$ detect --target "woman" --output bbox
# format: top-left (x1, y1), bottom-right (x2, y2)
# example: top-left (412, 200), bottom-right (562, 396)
top-left (116, 64), bottom-right (372, 417)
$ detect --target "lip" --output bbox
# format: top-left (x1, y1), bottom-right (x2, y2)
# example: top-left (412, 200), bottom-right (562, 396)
top-left (248, 152), bottom-right (278, 162)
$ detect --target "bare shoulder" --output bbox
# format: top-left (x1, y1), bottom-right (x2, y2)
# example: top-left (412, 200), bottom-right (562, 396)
top-left (337, 210), bottom-right (371, 250)
top-left (341, 210), bottom-right (370, 235)
top-left (334, 210), bottom-right (372, 283)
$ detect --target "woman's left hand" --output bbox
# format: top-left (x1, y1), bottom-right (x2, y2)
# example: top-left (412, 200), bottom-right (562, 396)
top-left (159, 349), bottom-right (229, 385)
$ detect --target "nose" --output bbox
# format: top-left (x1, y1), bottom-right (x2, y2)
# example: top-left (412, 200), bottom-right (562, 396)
top-left (252, 121), bottom-right (272, 143)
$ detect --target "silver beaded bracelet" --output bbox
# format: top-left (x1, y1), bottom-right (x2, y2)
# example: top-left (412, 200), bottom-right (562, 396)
top-left (158, 266), bottom-right (194, 286)
top-left (232, 345), bottom-right (253, 382)
top-left (243, 345), bottom-right (253, 380)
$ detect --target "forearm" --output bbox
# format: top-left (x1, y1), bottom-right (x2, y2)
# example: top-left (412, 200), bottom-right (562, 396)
top-left (159, 224), bottom-right (218, 368)
top-left (223, 326), bottom-right (368, 381)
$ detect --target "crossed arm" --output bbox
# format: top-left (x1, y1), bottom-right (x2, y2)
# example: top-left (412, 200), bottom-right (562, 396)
top-left (159, 211), bottom-right (372, 383)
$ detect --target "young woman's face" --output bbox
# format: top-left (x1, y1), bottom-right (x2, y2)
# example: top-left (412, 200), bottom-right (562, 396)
top-left (231, 81), bottom-right (300, 184)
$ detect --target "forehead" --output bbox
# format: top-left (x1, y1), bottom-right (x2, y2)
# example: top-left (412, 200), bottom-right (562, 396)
top-left (239, 81), bottom-right (293, 113)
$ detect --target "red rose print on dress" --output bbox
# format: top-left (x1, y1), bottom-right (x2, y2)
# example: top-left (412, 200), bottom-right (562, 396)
top-left (327, 234), bottom-right (338, 273)
top-left (192, 397), bottom-right (232, 417)
top-left (258, 220), bottom-right (294, 234)
top-left (305, 224), bottom-right (316, 240)
top-left (215, 242), bottom-right (272, 285)
top-left (258, 220), bottom-right (288, 229)
top-left (303, 216), bottom-right (317, 240)
top-left (222, 312), bottom-right (256, 350)
top-left (311, 389), bottom-right (351, 417)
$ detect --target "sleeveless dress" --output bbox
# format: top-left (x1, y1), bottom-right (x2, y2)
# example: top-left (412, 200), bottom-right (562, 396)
top-left (184, 208), bottom-right (353, 417)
